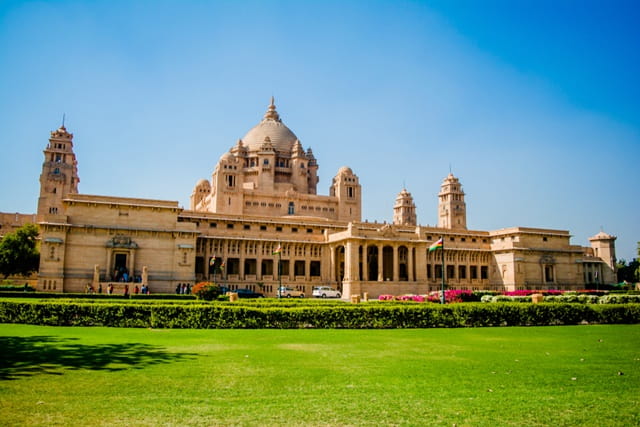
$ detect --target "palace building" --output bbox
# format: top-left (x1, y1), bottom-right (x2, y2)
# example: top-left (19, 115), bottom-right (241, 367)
top-left (33, 99), bottom-right (616, 296)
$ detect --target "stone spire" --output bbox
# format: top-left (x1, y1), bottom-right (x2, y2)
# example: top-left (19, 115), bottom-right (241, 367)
top-left (263, 96), bottom-right (281, 122)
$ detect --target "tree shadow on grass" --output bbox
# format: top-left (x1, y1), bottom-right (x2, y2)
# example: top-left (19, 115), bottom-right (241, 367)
top-left (0, 335), bottom-right (197, 380)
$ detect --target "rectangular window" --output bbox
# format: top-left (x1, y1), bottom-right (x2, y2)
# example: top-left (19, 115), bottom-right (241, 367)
top-left (458, 265), bottom-right (466, 279)
top-left (435, 264), bottom-right (442, 279)
top-left (294, 260), bottom-right (305, 276)
top-left (310, 261), bottom-right (321, 277)
top-left (470, 266), bottom-right (478, 279)
top-left (480, 266), bottom-right (488, 279)
top-left (447, 265), bottom-right (455, 279)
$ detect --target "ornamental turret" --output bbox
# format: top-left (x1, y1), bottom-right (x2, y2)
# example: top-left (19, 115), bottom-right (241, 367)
top-left (438, 173), bottom-right (466, 229)
top-left (393, 188), bottom-right (417, 226)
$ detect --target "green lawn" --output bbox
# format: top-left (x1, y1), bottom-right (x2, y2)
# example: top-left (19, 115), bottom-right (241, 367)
top-left (1, 324), bottom-right (638, 426)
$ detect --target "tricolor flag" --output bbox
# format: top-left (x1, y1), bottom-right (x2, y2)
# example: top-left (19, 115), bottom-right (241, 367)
top-left (209, 256), bottom-right (216, 266)
top-left (273, 244), bottom-right (282, 255)
top-left (220, 260), bottom-right (225, 270)
top-left (429, 238), bottom-right (443, 252)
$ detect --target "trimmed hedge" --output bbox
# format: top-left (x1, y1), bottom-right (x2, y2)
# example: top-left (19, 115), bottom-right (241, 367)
top-left (0, 300), bottom-right (639, 328)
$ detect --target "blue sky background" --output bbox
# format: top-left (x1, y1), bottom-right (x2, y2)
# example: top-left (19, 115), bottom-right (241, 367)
top-left (1, 0), bottom-right (638, 261)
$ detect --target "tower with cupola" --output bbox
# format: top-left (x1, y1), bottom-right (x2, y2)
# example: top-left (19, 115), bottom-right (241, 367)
top-left (437, 173), bottom-right (466, 229)
top-left (37, 124), bottom-right (80, 218)
top-left (393, 188), bottom-right (417, 226)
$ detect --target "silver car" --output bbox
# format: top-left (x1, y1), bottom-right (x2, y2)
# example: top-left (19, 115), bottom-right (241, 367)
top-left (312, 286), bottom-right (341, 298)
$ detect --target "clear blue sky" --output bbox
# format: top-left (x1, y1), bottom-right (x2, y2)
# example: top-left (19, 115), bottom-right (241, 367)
top-left (1, 0), bottom-right (638, 261)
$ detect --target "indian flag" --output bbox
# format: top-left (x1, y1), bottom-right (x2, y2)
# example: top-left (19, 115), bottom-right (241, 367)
top-left (273, 244), bottom-right (282, 255)
top-left (209, 256), bottom-right (216, 266)
top-left (429, 238), bottom-right (443, 252)
top-left (220, 260), bottom-right (225, 270)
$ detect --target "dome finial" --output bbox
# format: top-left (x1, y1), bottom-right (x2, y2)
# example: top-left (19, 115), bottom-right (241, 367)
top-left (263, 96), bottom-right (281, 122)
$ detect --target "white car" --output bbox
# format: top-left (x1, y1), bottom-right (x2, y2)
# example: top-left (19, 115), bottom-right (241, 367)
top-left (312, 286), bottom-right (341, 298)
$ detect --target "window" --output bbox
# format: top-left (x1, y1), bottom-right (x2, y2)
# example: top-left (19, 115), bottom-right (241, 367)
top-left (260, 225), bottom-right (267, 231)
top-left (276, 226), bottom-right (282, 232)
top-left (310, 261), bottom-right (321, 277)
top-left (291, 227), bottom-right (298, 233)
top-left (210, 223), bottom-right (217, 228)
top-left (288, 202), bottom-right (295, 215)
top-left (307, 228), bottom-right (313, 233)
top-left (458, 265), bottom-right (466, 279)
top-left (543, 237), bottom-right (548, 242)
top-left (470, 266), bottom-right (478, 279)
top-left (544, 265), bottom-right (554, 282)
top-left (480, 266), bottom-right (488, 279)
top-left (227, 224), bottom-right (234, 229)
top-left (226, 174), bottom-right (235, 187)
top-left (243, 225), bottom-right (250, 230)
top-left (263, 159), bottom-right (269, 165)
top-left (347, 186), bottom-right (354, 198)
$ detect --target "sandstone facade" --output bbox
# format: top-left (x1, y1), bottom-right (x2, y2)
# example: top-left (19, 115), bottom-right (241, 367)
top-left (32, 100), bottom-right (616, 295)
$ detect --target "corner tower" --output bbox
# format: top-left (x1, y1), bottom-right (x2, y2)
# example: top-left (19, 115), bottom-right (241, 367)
top-left (589, 231), bottom-right (617, 271)
top-left (438, 173), bottom-right (466, 229)
top-left (37, 124), bottom-right (80, 218)
top-left (393, 188), bottom-right (417, 226)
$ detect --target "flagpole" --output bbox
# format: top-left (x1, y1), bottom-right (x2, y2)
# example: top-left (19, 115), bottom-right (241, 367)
top-left (441, 236), bottom-right (446, 304)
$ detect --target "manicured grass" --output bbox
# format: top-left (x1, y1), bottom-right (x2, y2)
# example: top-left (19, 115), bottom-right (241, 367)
top-left (1, 324), bottom-right (638, 426)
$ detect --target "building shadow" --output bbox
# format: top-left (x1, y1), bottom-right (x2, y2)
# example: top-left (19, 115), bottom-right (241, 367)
top-left (0, 335), bottom-right (196, 380)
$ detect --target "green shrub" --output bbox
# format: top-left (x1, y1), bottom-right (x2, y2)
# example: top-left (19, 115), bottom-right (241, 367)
top-left (0, 300), bottom-right (638, 329)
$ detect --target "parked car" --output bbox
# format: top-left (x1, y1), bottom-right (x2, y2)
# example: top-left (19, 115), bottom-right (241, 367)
top-left (278, 286), bottom-right (305, 298)
top-left (221, 287), bottom-right (264, 298)
top-left (234, 288), bottom-right (265, 298)
top-left (312, 286), bottom-right (341, 298)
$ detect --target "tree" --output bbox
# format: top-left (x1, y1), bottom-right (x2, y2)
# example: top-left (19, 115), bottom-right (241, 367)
top-left (0, 224), bottom-right (40, 278)
top-left (616, 258), bottom-right (640, 283)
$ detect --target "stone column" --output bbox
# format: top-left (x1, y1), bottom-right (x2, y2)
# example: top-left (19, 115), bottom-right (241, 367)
top-left (239, 241), bottom-right (245, 280)
top-left (105, 249), bottom-right (113, 281)
top-left (408, 246), bottom-right (414, 282)
top-left (362, 242), bottom-right (369, 282)
top-left (257, 241), bottom-right (263, 280)
top-left (129, 250), bottom-right (136, 278)
top-left (415, 246), bottom-right (427, 282)
top-left (393, 245), bottom-right (399, 282)
top-left (377, 244), bottom-right (384, 281)
top-left (92, 264), bottom-right (100, 288)
top-left (204, 238), bottom-right (211, 281)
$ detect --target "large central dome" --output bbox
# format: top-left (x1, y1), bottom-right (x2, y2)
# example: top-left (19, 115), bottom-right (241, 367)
top-left (241, 97), bottom-right (299, 153)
